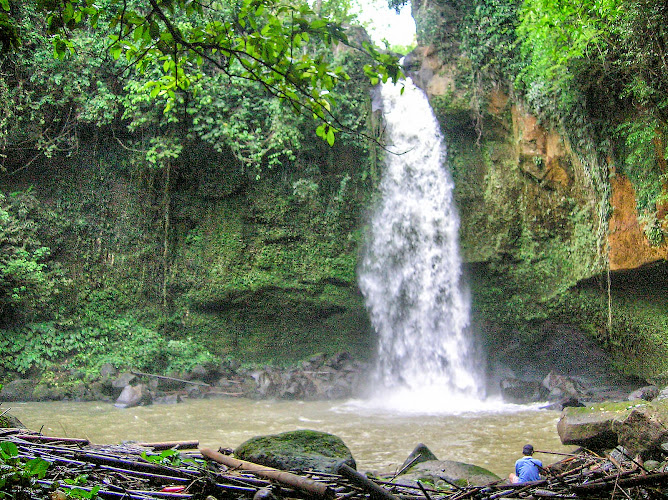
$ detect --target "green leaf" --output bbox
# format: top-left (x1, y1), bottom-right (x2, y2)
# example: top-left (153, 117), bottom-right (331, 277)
top-left (0, 441), bottom-right (18, 459)
top-left (25, 458), bottom-right (50, 479)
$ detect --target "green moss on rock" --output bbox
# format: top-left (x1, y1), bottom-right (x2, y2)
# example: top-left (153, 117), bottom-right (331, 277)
top-left (234, 429), bottom-right (356, 473)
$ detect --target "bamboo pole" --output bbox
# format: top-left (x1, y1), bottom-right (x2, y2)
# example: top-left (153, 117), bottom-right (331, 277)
top-left (200, 448), bottom-right (334, 499)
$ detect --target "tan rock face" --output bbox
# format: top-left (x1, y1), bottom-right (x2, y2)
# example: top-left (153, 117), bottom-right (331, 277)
top-left (608, 174), bottom-right (668, 270)
top-left (409, 40), bottom-right (667, 274)
top-left (512, 104), bottom-right (571, 189)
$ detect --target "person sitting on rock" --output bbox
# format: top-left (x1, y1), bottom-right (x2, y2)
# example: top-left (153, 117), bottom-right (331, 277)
top-left (509, 444), bottom-right (542, 483)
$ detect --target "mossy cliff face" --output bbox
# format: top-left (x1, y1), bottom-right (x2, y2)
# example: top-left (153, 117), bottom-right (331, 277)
top-left (408, 0), bottom-right (668, 382)
top-left (0, 131), bottom-right (376, 376)
top-left (171, 163), bottom-right (375, 363)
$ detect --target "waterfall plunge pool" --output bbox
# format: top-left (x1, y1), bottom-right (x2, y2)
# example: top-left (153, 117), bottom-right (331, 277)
top-left (9, 398), bottom-right (574, 477)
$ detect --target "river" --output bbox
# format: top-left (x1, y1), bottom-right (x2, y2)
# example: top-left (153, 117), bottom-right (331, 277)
top-left (7, 398), bottom-right (573, 477)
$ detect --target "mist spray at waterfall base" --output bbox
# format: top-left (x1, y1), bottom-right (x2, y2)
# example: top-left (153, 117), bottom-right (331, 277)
top-left (358, 78), bottom-right (494, 415)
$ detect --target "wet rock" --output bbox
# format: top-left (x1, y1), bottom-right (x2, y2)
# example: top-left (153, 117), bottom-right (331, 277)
top-left (612, 404), bottom-right (668, 457)
top-left (189, 365), bottom-right (218, 384)
top-left (114, 384), bottom-right (152, 408)
top-left (628, 385), bottom-right (659, 401)
top-left (253, 488), bottom-right (277, 500)
top-left (100, 363), bottom-right (117, 379)
top-left (67, 382), bottom-right (95, 402)
top-left (234, 429), bottom-right (356, 473)
top-left (0, 411), bottom-right (24, 428)
top-left (0, 379), bottom-right (36, 401)
top-left (112, 372), bottom-right (137, 389)
top-left (608, 445), bottom-right (634, 466)
top-left (393, 459), bottom-right (499, 488)
top-left (153, 394), bottom-right (182, 404)
top-left (557, 403), bottom-right (624, 450)
top-left (499, 377), bottom-right (548, 403)
top-left (32, 384), bottom-right (67, 401)
top-left (542, 371), bottom-right (584, 400)
top-left (88, 381), bottom-right (113, 402)
top-left (400, 443), bottom-right (439, 471)
top-left (541, 396), bottom-right (585, 411)
top-left (325, 352), bottom-right (352, 370)
top-left (558, 400), bottom-right (668, 453)
top-left (301, 353), bottom-right (326, 371)
top-left (186, 383), bottom-right (206, 399)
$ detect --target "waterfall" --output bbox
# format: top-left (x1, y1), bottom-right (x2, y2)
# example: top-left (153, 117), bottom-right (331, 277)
top-left (359, 78), bottom-right (484, 411)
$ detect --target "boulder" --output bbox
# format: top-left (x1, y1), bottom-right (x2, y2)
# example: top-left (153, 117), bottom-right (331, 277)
top-left (0, 411), bottom-right (24, 428)
top-left (399, 443), bottom-right (439, 471)
top-left (0, 379), bottom-right (36, 401)
top-left (234, 429), bottom-right (356, 473)
top-left (612, 405), bottom-right (668, 457)
top-left (628, 385), bottom-right (659, 401)
top-left (499, 378), bottom-right (548, 403)
top-left (100, 363), bottom-right (117, 379)
top-left (153, 394), bottom-right (182, 404)
top-left (186, 383), bottom-right (206, 399)
top-left (542, 371), bottom-right (583, 400)
top-left (393, 459), bottom-right (499, 488)
top-left (558, 400), bottom-right (668, 454)
top-left (112, 372), bottom-right (137, 389)
top-left (32, 384), bottom-right (68, 401)
top-left (557, 402), bottom-right (627, 450)
top-left (540, 396), bottom-right (585, 411)
top-left (114, 384), bottom-right (152, 408)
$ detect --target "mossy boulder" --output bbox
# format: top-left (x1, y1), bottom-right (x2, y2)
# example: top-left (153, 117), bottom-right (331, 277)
top-left (0, 379), bottom-right (36, 402)
top-left (393, 459), bottom-right (499, 488)
top-left (234, 429), bottom-right (356, 473)
top-left (558, 400), bottom-right (668, 455)
top-left (0, 411), bottom-right (24, 428)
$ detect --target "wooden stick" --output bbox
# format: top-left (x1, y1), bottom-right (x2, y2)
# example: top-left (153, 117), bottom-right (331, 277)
top-left (416, 481), bottom-right (433, 500)
top-left (534, 449), bottom-right (579, 457)
top-left (13, 434), bottom-right (90, 446)
top-left (200, 447), bottom-right (334, 499)
top-left (138, 440), bottom-right (199, 450)
top-left (336, 462), bottom-right (400, 500)
top-left (131, 371), bottom-right (211, 387)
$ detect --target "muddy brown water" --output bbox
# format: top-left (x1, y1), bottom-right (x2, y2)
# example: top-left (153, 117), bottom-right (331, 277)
top-left (7, 398), bottom-right (574, 477)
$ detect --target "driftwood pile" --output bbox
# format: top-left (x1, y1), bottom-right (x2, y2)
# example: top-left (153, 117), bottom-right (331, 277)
top-left (1, 428), bottom-right (667, 500)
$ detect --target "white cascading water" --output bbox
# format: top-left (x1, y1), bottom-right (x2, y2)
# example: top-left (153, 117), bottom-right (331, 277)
top-left (359, 78), bottom-right (484, 412)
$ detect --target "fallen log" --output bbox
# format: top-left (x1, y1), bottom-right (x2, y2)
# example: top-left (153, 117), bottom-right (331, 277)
top-left (200, 447), bottom-right (335, 499)
top-left (336, 462), bottom-right (400, 500)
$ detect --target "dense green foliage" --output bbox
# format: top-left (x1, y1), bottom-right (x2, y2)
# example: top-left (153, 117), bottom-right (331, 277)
top-left (0, 0), bottom-right (388, 384)
top-left (420, 0), bottom-right (668, 377)
top-left (459, 0), bottom-right (667, 238)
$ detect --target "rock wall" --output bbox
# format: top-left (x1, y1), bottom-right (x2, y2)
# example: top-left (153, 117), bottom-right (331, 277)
top-left (406, 0), bottom-right (668, 382)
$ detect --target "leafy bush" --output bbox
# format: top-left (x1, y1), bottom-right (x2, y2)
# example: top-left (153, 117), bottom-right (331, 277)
top-left (0, 190), bottom-right (64, 325)
top-left (0, 316), bottom-right (216, 378)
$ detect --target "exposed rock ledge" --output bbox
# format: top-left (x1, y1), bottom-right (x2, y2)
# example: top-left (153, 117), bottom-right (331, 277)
top-left (557, 398), bottom-right (668, 457)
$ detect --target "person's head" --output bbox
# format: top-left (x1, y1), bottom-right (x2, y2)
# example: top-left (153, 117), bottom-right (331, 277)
top-left (522, 444), bottom-right (534, 456)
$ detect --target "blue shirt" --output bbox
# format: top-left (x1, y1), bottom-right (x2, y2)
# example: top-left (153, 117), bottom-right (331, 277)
top-left (515, 456), bottom-right (542, 482)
